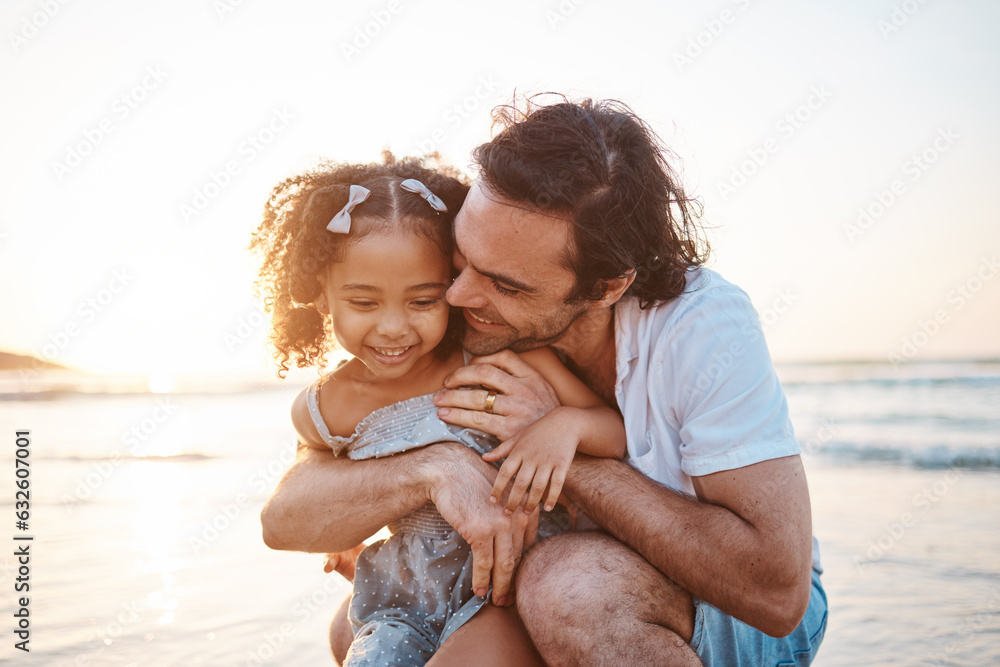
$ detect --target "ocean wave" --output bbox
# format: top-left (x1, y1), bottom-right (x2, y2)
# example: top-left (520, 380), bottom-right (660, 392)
top-left (776, 360), bottom-right (1000, 386)
top-left (30, 453), bottom-right (216, 463)
top-left (0, 386), bottom-right (284, 401)
top-left (781, 375), bottom-right (1000, 390)
top-left (811, 441), bottom-right (1000, 469)
top-left (832, 414), bottom-right (999, 430)
top-left (0, 370), bottom-right (295, 398)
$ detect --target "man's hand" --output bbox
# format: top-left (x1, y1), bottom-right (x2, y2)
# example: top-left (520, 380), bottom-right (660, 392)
top-left (433, 350), bottom-right (561, 441)
top-left (482, 408), bottom-right (579, 514)
top-left (427, 441), bottom-right (539, 607)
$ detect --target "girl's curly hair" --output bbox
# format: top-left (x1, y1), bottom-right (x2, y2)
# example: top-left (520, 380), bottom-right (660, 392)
top-left (250, 152), bottom-right (470, 377)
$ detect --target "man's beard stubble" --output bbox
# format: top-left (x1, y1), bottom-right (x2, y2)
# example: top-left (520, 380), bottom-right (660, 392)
top-left (459, 303), bottom-right (588, 356)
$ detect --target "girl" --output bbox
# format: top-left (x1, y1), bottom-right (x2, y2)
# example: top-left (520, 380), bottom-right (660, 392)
top-left (251, 155), bottom-right (625, 666)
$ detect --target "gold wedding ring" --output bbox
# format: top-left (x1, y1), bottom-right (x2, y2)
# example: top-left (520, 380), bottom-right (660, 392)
top-left (483, 389), bottom-right (498, 414)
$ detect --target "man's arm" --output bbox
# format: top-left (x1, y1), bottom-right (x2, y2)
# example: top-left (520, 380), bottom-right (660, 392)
top-left (265, 387), bottom-right (422, 552)
top-left (260, 442), bottom-right (536, 606)
top-left (434, 351), bottom-right (813, 634)
top-left (564, 453), bottom-right (814, 638)
top-left (260, 444), bottom-right (430, 553)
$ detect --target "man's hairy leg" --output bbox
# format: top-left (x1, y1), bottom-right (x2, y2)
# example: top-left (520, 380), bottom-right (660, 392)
top-left (517, 532), bottom-right (702, 666)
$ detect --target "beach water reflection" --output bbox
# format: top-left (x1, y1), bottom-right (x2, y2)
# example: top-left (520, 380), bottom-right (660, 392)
top-left (1, 362), bottom-right (997, 665)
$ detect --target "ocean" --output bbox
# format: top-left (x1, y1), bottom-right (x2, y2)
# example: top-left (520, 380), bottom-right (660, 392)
top-left (0, 360), bottom-right (997, 666)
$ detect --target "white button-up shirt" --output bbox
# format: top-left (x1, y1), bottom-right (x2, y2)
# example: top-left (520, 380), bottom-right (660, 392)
top-left (613, 268), bottom-right (800, 494)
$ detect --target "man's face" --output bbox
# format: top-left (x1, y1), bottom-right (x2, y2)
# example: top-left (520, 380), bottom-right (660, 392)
top-left (447, 180), bottom-right (589, 355)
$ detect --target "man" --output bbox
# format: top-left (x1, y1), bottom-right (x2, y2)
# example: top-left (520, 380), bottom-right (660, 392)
top-left (262, 97), bottom-right (827, 665)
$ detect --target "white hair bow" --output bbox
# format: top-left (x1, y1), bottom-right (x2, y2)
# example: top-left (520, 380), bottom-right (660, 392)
top-left (326, 184), bottom-right (371, 234)
top-left (400, 179), bottom-right (447, 213)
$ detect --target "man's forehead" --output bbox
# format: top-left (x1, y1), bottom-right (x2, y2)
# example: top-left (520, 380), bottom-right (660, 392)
top-left (462, 179), bottom-right (573, 223)
top-left (455, 181), bottom-right (575, 284)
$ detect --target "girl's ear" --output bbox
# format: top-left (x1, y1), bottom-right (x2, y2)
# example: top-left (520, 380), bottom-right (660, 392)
top-left (315, 270), bottom-right (329, 315)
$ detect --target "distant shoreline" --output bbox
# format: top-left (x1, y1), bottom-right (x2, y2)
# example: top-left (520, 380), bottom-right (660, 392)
top-left (0, 351), bottom-right (69, 371)
top-left (0, 346), bottom-right (996, 380)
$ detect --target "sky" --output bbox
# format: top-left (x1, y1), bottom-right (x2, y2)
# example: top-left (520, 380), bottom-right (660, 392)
top-left (1, 0), bottom-right (998, 378)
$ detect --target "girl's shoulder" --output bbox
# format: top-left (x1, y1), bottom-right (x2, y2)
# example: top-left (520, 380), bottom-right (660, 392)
top-left (290, 361), bottom-right (366, 447)
top-left (323, 366), bottom-right (383, 438)
top-left (293, 348), bottom-right (468, 448)
top-left (291, 382), bottom-right (326, 448)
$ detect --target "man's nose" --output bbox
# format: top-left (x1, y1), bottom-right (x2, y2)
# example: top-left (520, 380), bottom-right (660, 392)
top-left (446, 270), bottom-right (486, 308)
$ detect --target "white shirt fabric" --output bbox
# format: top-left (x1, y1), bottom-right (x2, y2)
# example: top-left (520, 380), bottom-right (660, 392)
top-left (612, 268), bottom-right (821, 570)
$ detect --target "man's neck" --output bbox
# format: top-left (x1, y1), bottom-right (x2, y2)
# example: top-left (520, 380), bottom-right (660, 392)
top-left (552, 305), bottom-right (619, 404)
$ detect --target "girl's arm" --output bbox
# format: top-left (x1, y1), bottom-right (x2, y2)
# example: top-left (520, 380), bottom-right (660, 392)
top-left (482, 347), bottom-right (626, 513)
top-left (287, 388), bottom-right (368, 579)
top-left (290, 388), bottom-right (334, 450)
top-left (516, 347), bottom-right (626, 459)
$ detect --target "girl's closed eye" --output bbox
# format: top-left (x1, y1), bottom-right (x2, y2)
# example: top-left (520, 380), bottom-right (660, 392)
top-left (348, 299), bottom-right (378, 310)
top-left (412, 298), bottom-right (440, 308)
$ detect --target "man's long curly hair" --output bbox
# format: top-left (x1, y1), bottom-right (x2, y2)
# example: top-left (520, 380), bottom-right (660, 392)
top-left (250, 152), bottom-right (470, 377)
top-left (473, 95), bottom-right (710, 307)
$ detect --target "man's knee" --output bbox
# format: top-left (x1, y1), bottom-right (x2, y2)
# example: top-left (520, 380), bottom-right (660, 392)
top-left (517, 532), bottom-right (638, 638)
top-left (518, 531), bottom-right (695, 643)
top-left (518, 533), bottom-right (603, 614)
top-left (519, 531), bottom-right (648, 592)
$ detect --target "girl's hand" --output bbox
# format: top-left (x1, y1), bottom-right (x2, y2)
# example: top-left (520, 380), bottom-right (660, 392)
top-left (482, 408), bottom-right (579, 514)
top-left (322, 544), bottom-right (367, 581)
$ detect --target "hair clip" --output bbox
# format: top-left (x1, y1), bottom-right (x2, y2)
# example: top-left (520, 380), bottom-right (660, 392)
top-left (400, 179), bottom-right (447, 213)
top-left (327, 184), bottom-right (371, 234)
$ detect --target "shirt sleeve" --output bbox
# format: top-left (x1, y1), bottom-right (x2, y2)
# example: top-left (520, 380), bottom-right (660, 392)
top-left (655, 285), bottom-right (800, 477)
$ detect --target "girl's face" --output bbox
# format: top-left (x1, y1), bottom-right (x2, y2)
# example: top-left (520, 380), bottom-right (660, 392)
top-left (320, 228), bottom-right (452, 381)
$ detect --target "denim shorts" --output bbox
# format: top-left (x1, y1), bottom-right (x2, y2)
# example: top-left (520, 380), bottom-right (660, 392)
top-left (691, 569), bottom-right (828, 666)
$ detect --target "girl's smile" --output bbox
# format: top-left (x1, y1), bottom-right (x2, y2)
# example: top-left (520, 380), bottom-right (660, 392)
top-left (366, 344), bottom-right (416, 366)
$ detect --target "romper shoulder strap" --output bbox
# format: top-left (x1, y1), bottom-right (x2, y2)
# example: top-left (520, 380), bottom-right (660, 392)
top-left (306, 377), bottom-right (337, 447)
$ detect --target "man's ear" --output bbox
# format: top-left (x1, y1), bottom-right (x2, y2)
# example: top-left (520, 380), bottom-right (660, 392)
top-left (596, 270), bottom-right (637, 307)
